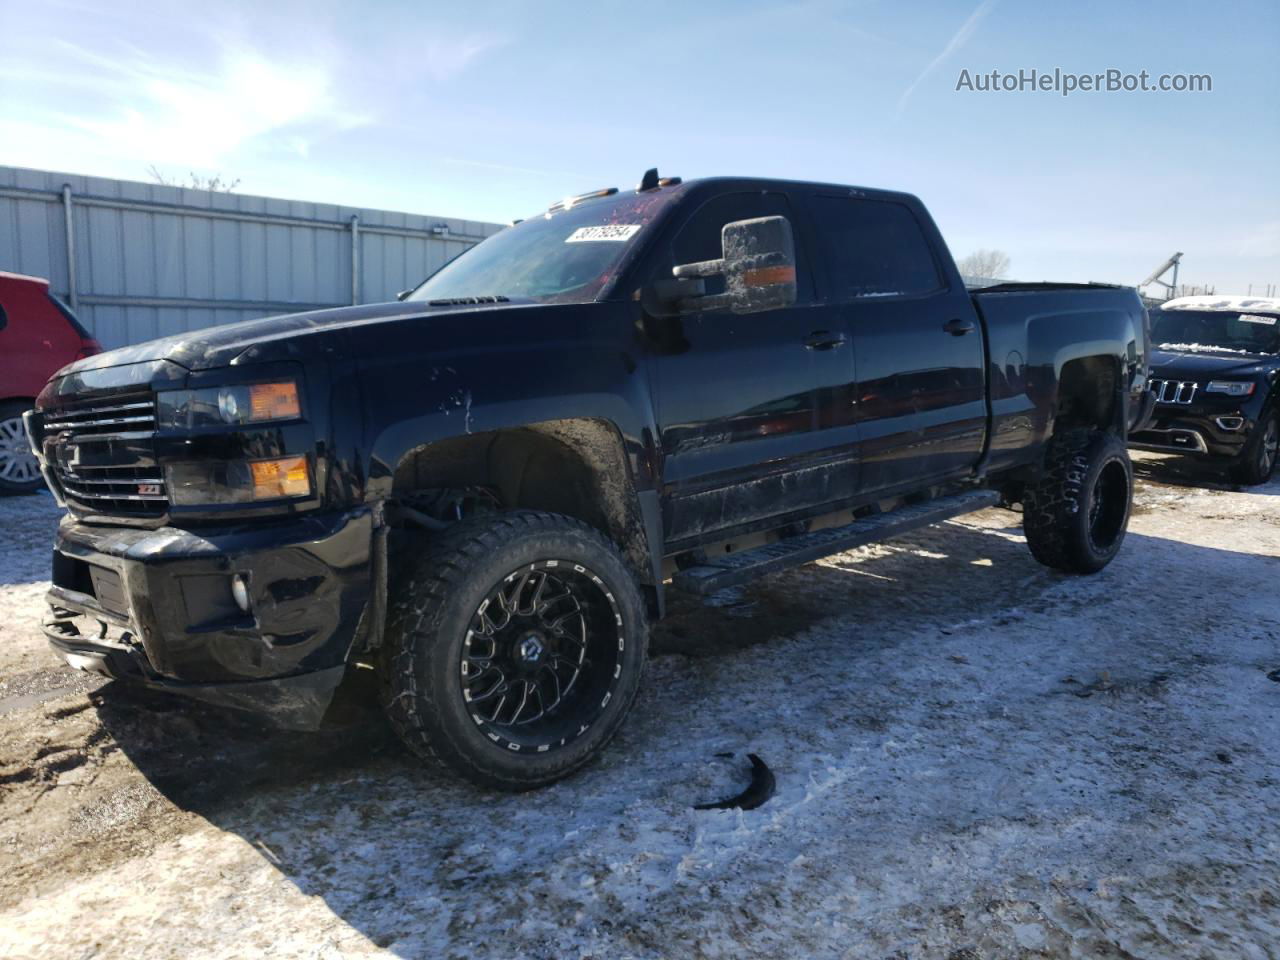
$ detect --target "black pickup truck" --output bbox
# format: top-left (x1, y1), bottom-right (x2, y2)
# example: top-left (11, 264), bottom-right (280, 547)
top-left (25, 172), bottom-right (1151, 789)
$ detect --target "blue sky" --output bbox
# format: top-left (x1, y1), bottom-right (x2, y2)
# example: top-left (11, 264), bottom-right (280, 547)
top-left (1, 0), bottom-right (1277, 292)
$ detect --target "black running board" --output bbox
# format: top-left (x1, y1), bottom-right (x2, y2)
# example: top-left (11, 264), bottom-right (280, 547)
top-left (670, 489), bottom-right (1000, 596)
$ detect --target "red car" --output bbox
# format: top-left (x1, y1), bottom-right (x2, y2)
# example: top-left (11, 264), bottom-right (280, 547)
top-left (0, 272), bottom-right (101, 494)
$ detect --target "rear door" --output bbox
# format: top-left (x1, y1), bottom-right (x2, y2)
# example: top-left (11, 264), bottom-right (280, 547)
top-left (644, 190), bottom-right (860, 544)
top-left (807, 195), bottom-right (986, 493)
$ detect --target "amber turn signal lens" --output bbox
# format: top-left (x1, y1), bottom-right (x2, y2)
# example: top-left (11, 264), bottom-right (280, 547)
top-left (742, 265), bottom-right (796, 288)
top-left (248, 381), bottom-right (301, 422)
top-left (249, 456), bottom-right (311, 499)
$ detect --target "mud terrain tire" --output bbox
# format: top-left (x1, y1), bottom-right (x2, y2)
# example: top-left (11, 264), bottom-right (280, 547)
top-left (380, 510), bottom-right (648, 790)
top-left (1023, 428), bottom-right (1132, 574)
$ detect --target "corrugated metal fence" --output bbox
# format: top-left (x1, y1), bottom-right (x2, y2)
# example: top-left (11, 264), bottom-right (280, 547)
top-left (0, 164), bottom-right (503, 349)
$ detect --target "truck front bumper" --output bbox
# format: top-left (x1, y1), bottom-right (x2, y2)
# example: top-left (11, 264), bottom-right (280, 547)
top-left (43, 507), bottom-right (377, 729)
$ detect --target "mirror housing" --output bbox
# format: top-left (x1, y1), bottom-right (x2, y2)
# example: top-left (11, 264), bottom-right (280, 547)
top-left (669, 216), bottom-right (797, 315)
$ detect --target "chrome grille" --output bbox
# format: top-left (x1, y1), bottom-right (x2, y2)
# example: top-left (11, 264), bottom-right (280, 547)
top-left (1148, 379), bottom-right (1199, 405)
top-left (42, 394), bottom-right (167, 517)
top-left (41, 401), bottom-right (157, 435)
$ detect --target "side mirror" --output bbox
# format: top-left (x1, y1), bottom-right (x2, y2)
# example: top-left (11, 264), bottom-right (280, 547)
top-left (671, 216), bottom-right (797, 315)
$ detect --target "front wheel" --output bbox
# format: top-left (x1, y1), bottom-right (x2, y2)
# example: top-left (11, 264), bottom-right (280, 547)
top-left (1023, 428), bottom-right (1133, 574)
top-left (380, 510), bottom-right (648, 790)
top-left (1232, 414), bottom-right (1278, 486)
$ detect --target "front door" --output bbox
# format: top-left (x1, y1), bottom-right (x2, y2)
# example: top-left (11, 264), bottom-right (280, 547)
top-left (644, 190), bottom-right (860, 545)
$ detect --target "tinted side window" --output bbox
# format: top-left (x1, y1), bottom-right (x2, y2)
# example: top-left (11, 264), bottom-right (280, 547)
top-left (666, 191), bottom-right (813, 302)
top-left (809, 197), bottom-right (943, 299)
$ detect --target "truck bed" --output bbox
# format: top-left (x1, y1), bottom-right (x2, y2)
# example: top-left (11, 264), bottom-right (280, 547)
top-left (970, 282), bottom-right (1152, 474)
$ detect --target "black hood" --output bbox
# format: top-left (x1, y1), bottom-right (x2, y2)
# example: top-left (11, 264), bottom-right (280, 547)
top-left (57, 299), bottom-right (532, 375)
top-left (1149, 347), bottom-right (1275, 380)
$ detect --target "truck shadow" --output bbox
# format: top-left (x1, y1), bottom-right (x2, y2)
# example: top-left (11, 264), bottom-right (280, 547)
top-left (83, 680), bottom-right (398, 810)
top-left (85, 520), bottom-right (1275, 955)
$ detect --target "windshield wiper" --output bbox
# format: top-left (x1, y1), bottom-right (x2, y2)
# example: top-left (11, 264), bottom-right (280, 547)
top-left (426, 295), bottom-right (511, 306)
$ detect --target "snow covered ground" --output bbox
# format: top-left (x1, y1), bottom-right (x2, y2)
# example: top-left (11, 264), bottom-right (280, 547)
top-left (1, 455), bottom-right (1278, 959)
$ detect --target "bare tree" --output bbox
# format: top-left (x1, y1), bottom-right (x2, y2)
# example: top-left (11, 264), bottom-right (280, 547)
top-left (957, 249), bottom-right (1011, 279)
top-left (146, 165), bottom-right (241, 192)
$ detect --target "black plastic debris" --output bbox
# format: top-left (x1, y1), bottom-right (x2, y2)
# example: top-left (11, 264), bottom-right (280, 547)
top-left (694, 753), bottom-right (776, 811)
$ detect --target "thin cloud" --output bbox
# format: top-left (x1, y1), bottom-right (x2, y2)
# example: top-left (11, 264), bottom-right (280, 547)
top-left (897, 0), bottom-right (998, 113)
top-left (0, 9), bottom-right (509, 185)
top-left (416, 35), bottom-right (509, 83)
top-left (33, 42), bottom-right (371, 168)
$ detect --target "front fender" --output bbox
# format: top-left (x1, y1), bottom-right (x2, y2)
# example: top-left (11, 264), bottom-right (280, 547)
top-left (365, 390), bottom-right (652, 496)
top-left (340, 302), bottom-right (658, 498)
top-left (345, 302), bottom-right (664, 593)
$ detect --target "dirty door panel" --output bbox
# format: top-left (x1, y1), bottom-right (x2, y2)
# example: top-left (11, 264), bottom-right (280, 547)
top-left (646, 191), bottom-right (859, 544)
top-left (808, 195), bottom-right (986, 492)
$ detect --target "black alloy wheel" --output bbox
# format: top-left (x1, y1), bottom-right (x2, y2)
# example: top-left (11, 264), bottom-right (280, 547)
top-left (460, 560), bottom-right (625, 754)
top-left (380, 510), bottom-right (648, 790)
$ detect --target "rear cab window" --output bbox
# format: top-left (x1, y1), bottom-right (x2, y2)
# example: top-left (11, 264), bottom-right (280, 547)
top-left (807, 196), bottom-right (944, 301)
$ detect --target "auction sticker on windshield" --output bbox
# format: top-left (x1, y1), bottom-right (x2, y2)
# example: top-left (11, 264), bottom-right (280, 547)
top-left (1238, 314), bottom-right (1277, 325)
top-left (565, 225), bottom-right (642, 243)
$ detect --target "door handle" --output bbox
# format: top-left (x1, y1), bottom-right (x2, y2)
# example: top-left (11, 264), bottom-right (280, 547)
top-left (943, 318), bottom-right (976, 336)
top-left (804, 331), bottom-right (847, 351)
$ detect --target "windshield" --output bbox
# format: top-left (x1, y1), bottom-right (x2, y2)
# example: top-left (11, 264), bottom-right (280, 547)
top-left (1151, 308), bottom-right (1280, 355)
top-left (406, 190), bottom-right (681, 305)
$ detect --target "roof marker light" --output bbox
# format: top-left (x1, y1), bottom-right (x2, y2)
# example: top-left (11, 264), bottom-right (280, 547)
top-left (547, 187), bottom-right (619, 214)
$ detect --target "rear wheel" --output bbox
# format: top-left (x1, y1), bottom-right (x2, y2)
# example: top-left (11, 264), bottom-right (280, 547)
top-left (1232, 414), bottom-right (1278, 486)
top-left (1023, 428), bottom-right (1133, 574)
top-left (380, 510), bottom-right (648, 790)
top-left (0, 402), bottom-right (42, 495)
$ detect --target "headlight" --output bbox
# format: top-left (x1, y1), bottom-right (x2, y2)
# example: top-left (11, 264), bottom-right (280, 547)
top-left (1204, 381), bottom-right (1256, 397)
top-left (158, 380), bottom-right (302, 430)
top-left (166, 456), bottom-right (313, 505)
